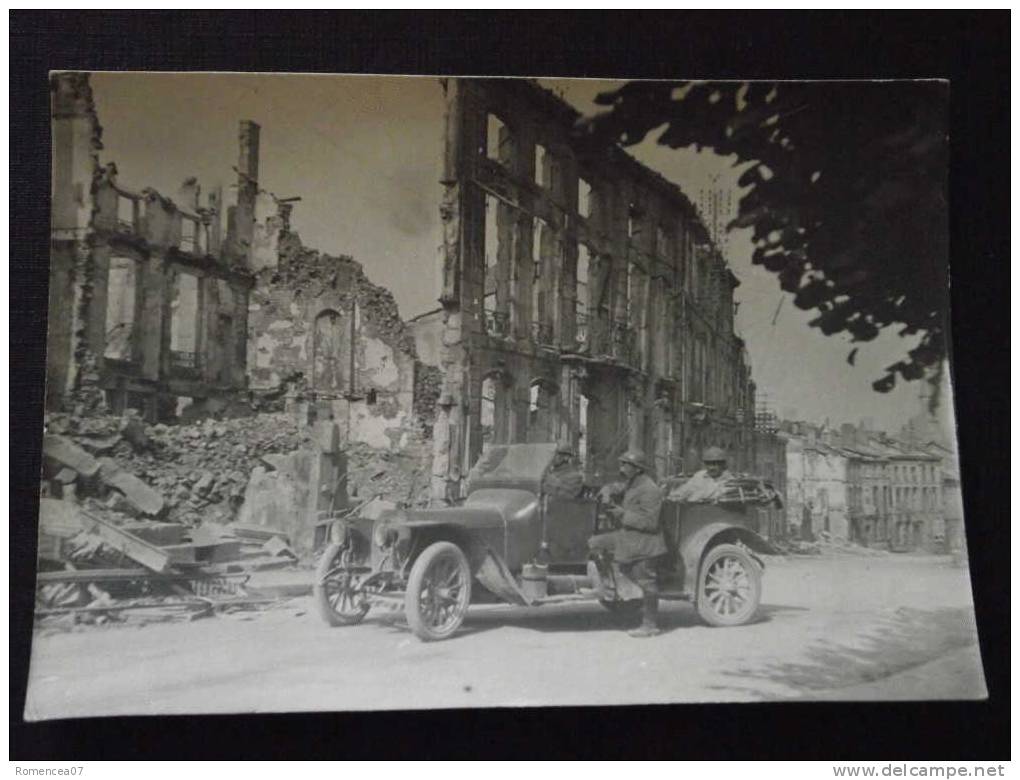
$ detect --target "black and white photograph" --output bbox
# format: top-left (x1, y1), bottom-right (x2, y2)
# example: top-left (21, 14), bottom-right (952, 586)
top-left (22, 62), bottom-right (990, 720)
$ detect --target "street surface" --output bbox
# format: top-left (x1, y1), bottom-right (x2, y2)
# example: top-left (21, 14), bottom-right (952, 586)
top-left (24, 551), bottom-right (986, 718)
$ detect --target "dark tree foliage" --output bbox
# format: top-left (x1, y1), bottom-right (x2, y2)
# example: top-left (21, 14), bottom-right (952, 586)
top-left (577, 81), bottom-right (949, 395)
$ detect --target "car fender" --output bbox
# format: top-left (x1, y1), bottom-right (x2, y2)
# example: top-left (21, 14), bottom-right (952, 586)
top-left (681, 521), bottom-right (778, 596)
top-left (474, 548), bottom-right (533, 606)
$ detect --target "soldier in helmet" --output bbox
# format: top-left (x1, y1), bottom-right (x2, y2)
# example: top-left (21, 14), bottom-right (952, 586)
top-left (589, 448), bottom-right (667, 638)
top-left (543, 439), bottom-right (584, 499)
top-left (668, 446), bottom-right (735, 503)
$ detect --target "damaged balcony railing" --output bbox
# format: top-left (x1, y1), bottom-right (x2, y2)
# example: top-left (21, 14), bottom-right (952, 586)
top-left (115, 191), bottom-right (141, 234)
top-left (530, 321), bottom-right (555, 346)
top-left (170, 350), bottom-right (201, 370)
top-left (574, 312), bottom-right (589, 347)
top-left (610, 322), bottom-right (636, 363)
top-left (179, 214), bottom-right (204, 255)
top-left (484, 310), bottom-right (511, 339)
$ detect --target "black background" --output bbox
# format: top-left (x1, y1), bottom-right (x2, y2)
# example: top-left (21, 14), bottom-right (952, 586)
top-left (10, 11), bottom-right (1010, 760)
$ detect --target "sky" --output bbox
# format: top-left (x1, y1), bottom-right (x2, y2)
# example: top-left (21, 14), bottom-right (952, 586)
top-left (87, 72), bottom-right (942, 432)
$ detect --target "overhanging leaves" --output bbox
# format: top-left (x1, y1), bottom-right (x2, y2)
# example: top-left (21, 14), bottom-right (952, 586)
top-left (576, 80), bottom-right (949, 395)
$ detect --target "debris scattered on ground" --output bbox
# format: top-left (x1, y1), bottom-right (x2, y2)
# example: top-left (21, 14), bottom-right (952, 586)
top-left (35, 406), bottom-right (433, 630)
top-left (770, 533), bottom-right (891, 557)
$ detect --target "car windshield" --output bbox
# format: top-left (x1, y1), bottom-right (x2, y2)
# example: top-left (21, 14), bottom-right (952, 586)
top-left (466, 443), bottom-right (557, 490)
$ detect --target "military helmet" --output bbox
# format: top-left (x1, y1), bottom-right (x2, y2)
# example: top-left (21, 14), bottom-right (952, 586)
top-left (618, 448), bottom-right (649, 470)
top-left (702, 446), bottom-right (728, 464)
top-left (555, 439), bottom-right (575, 456)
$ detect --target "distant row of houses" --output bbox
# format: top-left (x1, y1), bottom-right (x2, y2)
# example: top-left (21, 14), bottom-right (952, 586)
top-left (776, 419), bottom-right (964, 554)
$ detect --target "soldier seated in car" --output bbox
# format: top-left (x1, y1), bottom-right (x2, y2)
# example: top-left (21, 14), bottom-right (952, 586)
top-left (668, 446), bottom-right (734, 503)
top-left (543, 440), bottom-right (585, 499)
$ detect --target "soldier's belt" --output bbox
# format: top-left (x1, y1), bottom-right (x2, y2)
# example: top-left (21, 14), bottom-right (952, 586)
top-left (622, 524), bottom-right (661, 535)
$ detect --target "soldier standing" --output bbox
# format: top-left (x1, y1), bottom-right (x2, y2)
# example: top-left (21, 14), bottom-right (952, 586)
top-left (590, 449), bottom-right (667, 638)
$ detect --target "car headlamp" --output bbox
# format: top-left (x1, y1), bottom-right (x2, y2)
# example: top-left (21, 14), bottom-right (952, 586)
top-left (373, 523), bottom-right (398, 549)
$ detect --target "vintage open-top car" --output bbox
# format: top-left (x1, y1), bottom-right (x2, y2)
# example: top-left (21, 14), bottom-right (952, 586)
top-left (315, 442), bottom-right (779, 641)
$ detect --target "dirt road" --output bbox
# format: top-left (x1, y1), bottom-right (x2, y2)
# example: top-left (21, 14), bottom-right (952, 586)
top-left (23, 552), bottom-right (986, 718)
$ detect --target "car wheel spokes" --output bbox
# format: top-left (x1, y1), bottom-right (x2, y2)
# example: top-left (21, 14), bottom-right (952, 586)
top-left (705, 556), bottom-right (750, 617)
top-left (419, 553), bottom-right (465, 630)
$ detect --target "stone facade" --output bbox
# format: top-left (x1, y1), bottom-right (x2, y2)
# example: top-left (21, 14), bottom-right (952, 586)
top-left (781, 420), bottom-right (946, 550)
top-left (429, 78), bottom-right (769, 501)
top-left (246, 225), bottom-right (419, 452)
top-left (781, 427), bottom-right (851, 541)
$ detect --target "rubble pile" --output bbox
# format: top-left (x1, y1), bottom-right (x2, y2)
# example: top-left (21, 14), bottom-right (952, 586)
top-left (37, 400), bottom-right (438, 627)
top-left (45, 411), bottom-right (314, 526)
top-left (344, 437), bottom-right (434, 507)
top-left (273, 233), bottom-right (418, 357)
top-left (412, 362), bottom-right (442, 437)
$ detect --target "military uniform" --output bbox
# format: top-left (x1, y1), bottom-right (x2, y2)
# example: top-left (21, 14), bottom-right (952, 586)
top-left (589, 465), bottom-right (667, 631)
top-left (667, 468), bottom-right (734, 503)
top-left (543, 462), bottom-right (584, 499)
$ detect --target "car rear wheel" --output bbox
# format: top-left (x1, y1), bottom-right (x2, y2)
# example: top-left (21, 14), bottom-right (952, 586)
top-left (696, 543), bottom-right (761, 627)
top-left (405, 541), bottom-right (472, 641)
top-left (314, 542), bottom-right (371, 627)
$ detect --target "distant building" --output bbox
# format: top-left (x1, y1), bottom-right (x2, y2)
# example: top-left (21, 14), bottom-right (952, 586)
top-left (780, 417), bottom-right (949, 552)
top-left (779, 423), bottom-right (850, 541)
top-left (751, 428), bottom-right (788, 540)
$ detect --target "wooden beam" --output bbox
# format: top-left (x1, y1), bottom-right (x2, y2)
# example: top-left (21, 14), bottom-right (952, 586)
top-left (77, 510), bottom-right (173, 573)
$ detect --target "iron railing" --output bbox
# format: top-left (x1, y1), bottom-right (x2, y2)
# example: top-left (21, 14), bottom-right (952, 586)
top-left (483, 309), bottom-right (510, 339)
top-left (170, 350), bottom-right (200, 370)
top-left (574, 311), bottom-right (589, 347)
top-left (530, 321), bottom-right (554, 346)
top-left (610, 321), bottom-right (636, 362)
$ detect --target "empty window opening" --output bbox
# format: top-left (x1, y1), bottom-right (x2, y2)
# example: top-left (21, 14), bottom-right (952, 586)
top-left (196, 221), bottom-right (209, 255)
top-left (528, 381), bottom-right (556, 442)
top-left (625, 260), bottom-right (635, 319)
top-left (534, 143), bottom-right (547, 187)
top-left (486, 114), bottom-right (511, 163)
top-left (366, 388), bottom-right (378, 405)
top-left (480, 376), bottom-right (497, 452)
top-left (104, 256), bottom-right (138, 361)
top-left (169, 272), bottom-right (200, 369)
top-left (578, 178), bottom-right (593, 218)
top-left (117, 195), bottom-right (136, 231)
top-left (349, 301), bottom-right (361, 395)
top-left (531, 219), bottom-right (545, 335)
top-left (175, 396), bottom-right (194, 418)
top-left (576, 245), bottom-right (592, 344)
top-left (483, 194), bottom-right (500, 322)
top-left (578, 394), bottom-right (590, 468)
top-left (312, 309), bottom-right (346, 393)
top-left (180, 216), bottom-right (198, 252)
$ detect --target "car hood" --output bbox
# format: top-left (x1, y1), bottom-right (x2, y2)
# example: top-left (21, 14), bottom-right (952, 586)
top-left (398, 489), bottom-right (538, 530)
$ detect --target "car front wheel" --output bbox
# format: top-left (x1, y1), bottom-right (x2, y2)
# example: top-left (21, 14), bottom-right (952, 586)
top-left (404, 541), bottom-right (472, 641)
top-left (314, 542), bottom-right (371, 627)
top-left (696, 543), bottom-right (761, 627)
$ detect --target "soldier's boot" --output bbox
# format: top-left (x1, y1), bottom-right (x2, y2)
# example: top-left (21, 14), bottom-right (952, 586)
top-left (627, 594), bottom-right (661, 638)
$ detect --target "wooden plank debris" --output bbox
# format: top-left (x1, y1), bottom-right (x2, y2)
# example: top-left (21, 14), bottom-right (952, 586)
top-left (42, 434), bottom-right (100, 478)
top-left (77, 509), bottom-right (173, 573)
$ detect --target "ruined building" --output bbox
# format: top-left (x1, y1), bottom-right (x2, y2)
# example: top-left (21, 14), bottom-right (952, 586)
top-left (245, 205), bottom-right (419, 451)
top-left (427, 79), bottom-right (767, 500)
top-left (48, 73), bottom-right (419, 450)
top-left (49, 73), bottom-right (253, 420)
